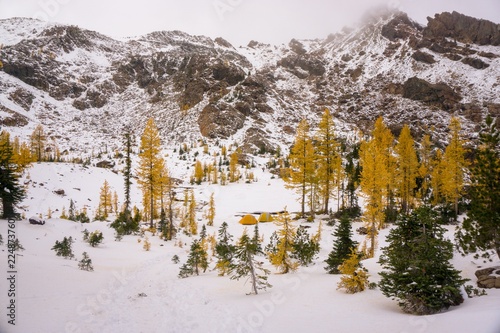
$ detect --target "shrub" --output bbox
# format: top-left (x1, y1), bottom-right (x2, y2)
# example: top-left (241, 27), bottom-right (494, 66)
top-left (78, 252), bottom-right (94, 271)
top-left (52, 237), bottom-right (74, 259)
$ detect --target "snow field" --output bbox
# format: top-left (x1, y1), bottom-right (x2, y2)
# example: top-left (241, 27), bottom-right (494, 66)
top-left (0, 162), bottom-right (499, 333)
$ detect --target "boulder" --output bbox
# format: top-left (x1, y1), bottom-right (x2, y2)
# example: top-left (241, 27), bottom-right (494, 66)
top-left (475, 266), bottom-right (500, 289)
top-left (412, 51), bottom-right (436, 64)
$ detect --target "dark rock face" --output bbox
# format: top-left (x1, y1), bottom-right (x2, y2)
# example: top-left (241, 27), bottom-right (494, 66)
top-left (412, 50), bottom-right (436, 64)
top-left (461, 57), bottom-right (490, 69)
top-left (9, 88), bottom-right (34, 111)
top-left (402, 77), bottom-right (462, 110)
top-left (198, 104), bottom-right (246, 138)
top-left (424, 11), bottom-right (500, 46)
top-left (278, 54), bottom-right (326, 78)
top-left (381, 13), bottom-right (423, 41)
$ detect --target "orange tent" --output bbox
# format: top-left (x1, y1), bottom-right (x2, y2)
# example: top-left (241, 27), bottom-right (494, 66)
top-left (239, 214), bottom-right (258, 225)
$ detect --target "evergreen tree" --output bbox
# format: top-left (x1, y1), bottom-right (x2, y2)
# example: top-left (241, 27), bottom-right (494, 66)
top-left (231, 230), bottom-right (272, 295)
top-left (178, 239), bottom-right (209, 278)
top-left (292, 226), bottom-right (320, 266)
top-left (285, 119), bottom-right (316, 217)
top-left (417, 134), bottom-right (433, 203)
top-left (214, 222), bottom-right (236, 276)
top-left (267, 210), bottom-right (298, 273)
top-left (337, 249), bottom-right (369, 293)
top-left (123, 129), bottom-right (133, 214)
top-left (325, 214), bottom-right (358, 274)
top-left (52, 236), bottom-right (74, 259)
top-left (378, 206), bottom-right (466, 315)
top-left (315, 108), bottom-right (342, 213)
top-left (456, 115), bottom-right (500, 259)
top-left (0, 131), bottom-right (25, 218)
top-left (252, 223), bottom-right (262, 253)
top-left (394, 125), bottom-right (419, 214)
top-left (344, 143), bottom-right (361, 210)
top-left (68, 199), bottom-right (76, 221)
top-left (137, 118), bottom-right (165, 228)
top-left (78, 252), bottom-right (94, 271)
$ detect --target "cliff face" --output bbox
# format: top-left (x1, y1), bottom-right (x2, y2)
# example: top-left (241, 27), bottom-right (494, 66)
top-left (424, 11), bottom-right (500, 46)
top-left (0, 11), bottom-right (499, 158)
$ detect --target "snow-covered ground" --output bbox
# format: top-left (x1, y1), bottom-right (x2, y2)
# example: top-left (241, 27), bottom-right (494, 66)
top-left (1, 162), bottom-right (499, 333)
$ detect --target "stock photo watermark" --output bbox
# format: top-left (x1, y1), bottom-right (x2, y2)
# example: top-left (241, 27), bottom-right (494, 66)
top-left (32, 0), bottom-right (73, 22)
top-left (5, 218), bottom-right (18, 327)
top-left (213, 0), bottom-right (245, 21)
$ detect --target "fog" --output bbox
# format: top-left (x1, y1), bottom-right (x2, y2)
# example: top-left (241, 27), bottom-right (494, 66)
top-left (1, 0), bottom-right (499, 46)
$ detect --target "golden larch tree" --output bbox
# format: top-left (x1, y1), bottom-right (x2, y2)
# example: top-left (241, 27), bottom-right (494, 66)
top-left (137, 118), bottom-right (165, 228)
top-left (394, 125), bottom-right (419, 214)
top-left (98, 180), bottom-right (112, 220)
top-left (30, 124), bottom-right (47, 162)
top-left (315, 108), bottom-right (342, 213)
top-left (267, 209), bottom-right (299, 274)
top-left (285, 119), bottom-right (316, 217)
top-left (441, 117), bottom-right (467, 220)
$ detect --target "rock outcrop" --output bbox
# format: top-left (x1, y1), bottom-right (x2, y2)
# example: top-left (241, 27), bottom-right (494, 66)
top-left (424, 11), bottom-right (500, 46)
top-left (475, 266), bottom-right (500, 288)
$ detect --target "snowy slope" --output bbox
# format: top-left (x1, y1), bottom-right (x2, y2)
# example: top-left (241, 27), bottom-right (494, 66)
top-left (0, 162), bottom-right (499, 333)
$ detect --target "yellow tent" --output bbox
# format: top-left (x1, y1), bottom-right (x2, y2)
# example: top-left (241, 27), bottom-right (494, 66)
top-left (239, 214), bottom-right (258, 225)
top-left (258, 212), bottom-right (274, 223)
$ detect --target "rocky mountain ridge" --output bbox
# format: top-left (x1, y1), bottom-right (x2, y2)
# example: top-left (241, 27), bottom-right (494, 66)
top-left (0, 10), bottom-right (499, 159)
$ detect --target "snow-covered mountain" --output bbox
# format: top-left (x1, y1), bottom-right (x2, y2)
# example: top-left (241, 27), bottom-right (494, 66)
top-left (1, 10), bottom-right (499, 158)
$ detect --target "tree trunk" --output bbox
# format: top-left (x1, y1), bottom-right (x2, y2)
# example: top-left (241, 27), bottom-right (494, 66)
top-left (248, 251), bottom-right (258, 294)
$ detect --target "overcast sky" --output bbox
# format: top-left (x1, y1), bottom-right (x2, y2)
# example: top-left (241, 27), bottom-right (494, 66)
top-left (1, 0), bottom-right (499, 46)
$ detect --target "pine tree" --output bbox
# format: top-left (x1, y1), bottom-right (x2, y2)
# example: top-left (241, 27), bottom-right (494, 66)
top-left (325, 214), bottom-right (358, 274)
top-left (456, 115), bottom-right (500, 259)
top-left (231, 230), bottom-right (272, 295)
top-left (0, 131), bottom-right (25, 218)
top-left (441, 117), bottom-right (467, 221)
top-left (292, 226), bottom-right (320, 266)
top-left (30, 124), bottom-right (47, 162)
top-left (394, 125), bottom-right (419, 214)
top-left (418, 134), bottom-right (433, 203)
top-left (267, 210), bottom-right (298, 273)
top-left (68, 199), bottom-right (76, 221)
top-left (123, 129), bottom-right (133, 214)
top-left (215, 222), bottom-right (236, 276)
top-left (430, 149), bottom-right (445, 206)
top-left (315, 108), bottom-right (342, 213)
top-left (178, 239), bottom-right (209, 278)
top-left (337, 249), bottom-right (369, 294)
top-left (285, 119), bottom-right (316, 217)
top-left (137, 118), bottom-right (165, 228)
top-left (52, 236), bottom-right (74, 259)
top-left (378, 206), bottom-right (466, 315)
top-left (78, 252), bottom-right (94, 271)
